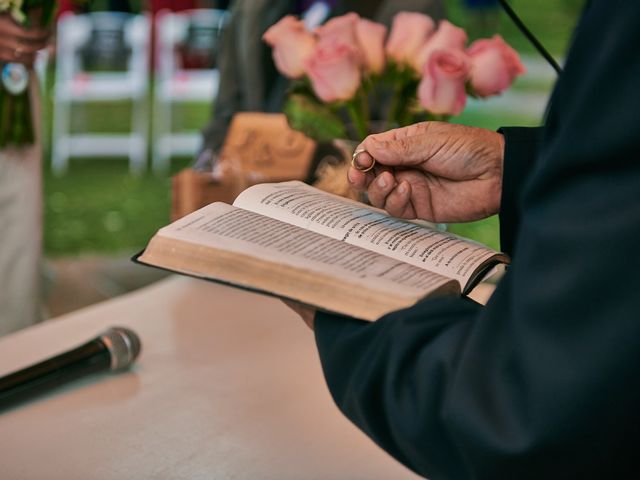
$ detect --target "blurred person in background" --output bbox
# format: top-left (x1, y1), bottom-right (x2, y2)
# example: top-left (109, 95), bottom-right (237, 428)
top-left (195, 0), bottom-right (446, 171)
top-left (0, 14), bottom-right (51, 335)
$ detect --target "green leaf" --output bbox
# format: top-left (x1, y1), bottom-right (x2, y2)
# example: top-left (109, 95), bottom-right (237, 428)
top-left (283, 94), bottom-right (348, 143)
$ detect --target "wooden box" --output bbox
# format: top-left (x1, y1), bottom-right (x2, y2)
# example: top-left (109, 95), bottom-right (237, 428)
top-left (171, 113), bottom-right (316, 221)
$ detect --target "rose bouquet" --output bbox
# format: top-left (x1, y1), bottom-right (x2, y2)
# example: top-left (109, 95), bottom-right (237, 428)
top-left (0, 0), bottom-right (56, 148)
top-left (263, 11), bottom-right (526, 144)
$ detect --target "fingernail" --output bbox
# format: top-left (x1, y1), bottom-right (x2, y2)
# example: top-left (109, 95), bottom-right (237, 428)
top-left (397, 182), bottom-right (407, 194)
top-left (347, 169), bottom-right (356, 184)
top-left (377, 175), bottom-right (387, 189)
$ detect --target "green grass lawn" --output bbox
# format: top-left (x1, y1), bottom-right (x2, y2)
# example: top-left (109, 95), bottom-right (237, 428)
top-left (43, 0), bottom-right (584, 256)
top-left (43, 98), bottom-right (209, 256)
top-left (44, 159), bottom-right (180, 254)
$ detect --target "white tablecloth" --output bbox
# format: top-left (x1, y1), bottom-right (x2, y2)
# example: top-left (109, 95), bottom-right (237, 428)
top-left (0, 276), bottom-right (419, 480)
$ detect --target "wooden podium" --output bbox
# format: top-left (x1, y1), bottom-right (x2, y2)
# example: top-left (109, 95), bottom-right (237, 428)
top-left (172, 113), bottom-right (316, 220)
top-left (171, 168), bottom-right (238, 221)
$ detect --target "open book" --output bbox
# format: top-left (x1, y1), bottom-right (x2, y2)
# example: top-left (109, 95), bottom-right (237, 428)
top-left (136, 181), bottom-right (508, 321)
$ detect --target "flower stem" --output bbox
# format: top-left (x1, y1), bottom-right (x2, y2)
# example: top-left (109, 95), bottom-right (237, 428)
top-left (345, 95), bottom-right (368, 141)
top-left (358, 87), bottom-right (370, 134)
top-left (387, 83), bottom-right (402, 131)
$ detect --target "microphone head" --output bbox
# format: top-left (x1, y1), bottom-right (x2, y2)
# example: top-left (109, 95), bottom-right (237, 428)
top-left (100, 327), bottom-right (142, 371)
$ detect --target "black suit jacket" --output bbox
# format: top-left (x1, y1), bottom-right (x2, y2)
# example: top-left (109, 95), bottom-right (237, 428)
top-left (314, 2), bottom-right (640, 478)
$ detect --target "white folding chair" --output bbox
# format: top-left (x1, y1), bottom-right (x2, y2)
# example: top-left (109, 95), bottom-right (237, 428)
top-left (51, 12), bottom-right (150, 175)
top-left (152, 8), bottom-right (228, 174)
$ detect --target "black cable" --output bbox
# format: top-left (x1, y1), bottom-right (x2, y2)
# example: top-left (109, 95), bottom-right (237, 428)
top-left (498, 0), bottom-right (563, 75)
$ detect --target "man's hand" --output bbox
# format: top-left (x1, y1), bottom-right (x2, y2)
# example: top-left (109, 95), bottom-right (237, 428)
top-left (0, 14), bottom-right (51, 67)
top-left (349, 122), bottom-right (505, 223)
top-left (282, 300), bottom-right (316, 330)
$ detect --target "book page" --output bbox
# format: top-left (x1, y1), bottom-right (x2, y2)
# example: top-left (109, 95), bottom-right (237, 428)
top-left (157, 202), bottom-right (453, 299)
top-left (234, 181), bottom-right (503, 287)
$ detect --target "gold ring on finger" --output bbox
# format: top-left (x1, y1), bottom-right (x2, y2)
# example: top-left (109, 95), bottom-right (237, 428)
top-left (351, 148), bottom-right (376, 173)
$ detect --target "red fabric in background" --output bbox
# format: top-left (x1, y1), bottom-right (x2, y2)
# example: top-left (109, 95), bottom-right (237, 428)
top-left (147, 0), bottom-right (197, 13)
top-left (57, 0), bottom-right (198, 16)
top-left (147, 1), bottom-right (198, 70)
top-left (54, 1), bottom-right (213, 72)
top-left (57, 0), bottom-right (82, 16)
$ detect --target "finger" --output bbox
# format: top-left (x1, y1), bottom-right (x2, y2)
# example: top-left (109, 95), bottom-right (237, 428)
top-left (282, 300), bottom-right (316, 330)
top-left (351, 149), bottom-right (375, 171)
top-left (348, 158), bottom-right (393, 191)
top-left (353, 125), bottom-right (424, 158)
top-left (0, 16), bottom-right (51, 43)
top-left (347, 166), bottom-right (372, 190)
top-left (363, 122), bottom-right (431, 144)
top-left (0, 39), bottom-right (43, 59)
top-left (0, 46), bottom-right (35, 66)
top-left (383, 181), bottom-right (416, 219)
top-left (0, 34), bottom-right (50, 54)
top-left (367, 171), bottom-right (397, 209)
top-left (363, 133), bottom-right (438, 167)
top-left (353, 125), bottom-right (423, 165)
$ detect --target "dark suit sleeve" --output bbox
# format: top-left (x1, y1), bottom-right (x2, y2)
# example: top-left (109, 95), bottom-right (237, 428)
top-left (497, 127), bottom-right (543, 257)
top-left (313, 3), bottom-right (640, 478)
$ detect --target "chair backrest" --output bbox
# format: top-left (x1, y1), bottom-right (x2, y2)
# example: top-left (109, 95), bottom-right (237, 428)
top-left (55, 11), bottom-right (150, 97)
top-left (155, 8), bottom-right (228, 99)
top-left (80, 12), bottom-right (132, 72)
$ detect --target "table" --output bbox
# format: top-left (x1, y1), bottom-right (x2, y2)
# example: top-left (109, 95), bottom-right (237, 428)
top-left (0, 276), bottom-right (420, 480)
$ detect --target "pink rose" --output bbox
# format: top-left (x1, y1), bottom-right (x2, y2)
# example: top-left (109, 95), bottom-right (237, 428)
top-left (304, 38), bottom-right (361, 102)
top-left (355, 18), bottom-right (387, 74)
top-left (315, 13), bottom-right (363, 67)
top-left (418, 48), bottom-right (470, 116)
top-left (263, 15), bottom-right (317, 79)
top-left (315, 12), bottom-right (359, 46)
top-left (413, 20), bottom-right (468, 72)
top-left (385, 12), bottom-right (435, 69)
top-left (468, 35), bottom-right (526, 97)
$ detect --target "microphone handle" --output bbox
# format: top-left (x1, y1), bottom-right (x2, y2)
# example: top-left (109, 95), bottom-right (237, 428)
top-left (0, 339), bottom-right (111, 410)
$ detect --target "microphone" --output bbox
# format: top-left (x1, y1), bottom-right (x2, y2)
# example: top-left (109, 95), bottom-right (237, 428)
top-left (0, 326), bottom-right (141, 410)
